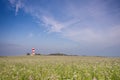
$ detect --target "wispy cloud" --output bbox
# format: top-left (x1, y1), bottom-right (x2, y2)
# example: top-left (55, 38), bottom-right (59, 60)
top-left (15, 0), bottom-right (22, 15)
top-left (9, 0), bottom-right (15, 4)
top-left (62, 26), bottom-right (120, 47)
top-left (9, 0), bottom-right (24, 15)
top-left (42, 16), bottom-right (65, 32)
top-left (8, 0), bottom-right (120, 48)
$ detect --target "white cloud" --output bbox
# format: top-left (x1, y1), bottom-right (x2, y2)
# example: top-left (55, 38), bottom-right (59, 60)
top-left (15, 0), bottom-right (22, 15)
top-left (8, 0), bottom-right (120, 48)
top-left (62, 26), bottom-right (120, 48)
top-left (9, 0), bottom-right (24, 15)
top-left (42, 16), bottom-right (65, 32)
top-left (9, 0), bottom-right (15, 4)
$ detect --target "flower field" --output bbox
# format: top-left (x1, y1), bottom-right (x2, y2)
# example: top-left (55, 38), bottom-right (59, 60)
top-left (0, 56), bottom-right (120, 80)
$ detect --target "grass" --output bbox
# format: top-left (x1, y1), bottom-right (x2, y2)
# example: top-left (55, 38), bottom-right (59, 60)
top-left (0, 56), bottom-right (120, 80)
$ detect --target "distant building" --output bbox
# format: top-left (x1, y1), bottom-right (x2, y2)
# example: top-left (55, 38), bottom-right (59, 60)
top-left (31, 48), bottom-right (35, 56)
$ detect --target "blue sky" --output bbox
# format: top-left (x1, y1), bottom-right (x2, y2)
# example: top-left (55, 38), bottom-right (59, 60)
top-left (0, 0), bottom-right (120, 56)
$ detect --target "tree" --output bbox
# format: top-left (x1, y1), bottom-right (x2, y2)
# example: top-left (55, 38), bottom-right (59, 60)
top-left (27, 53), bottom-right (30, 55)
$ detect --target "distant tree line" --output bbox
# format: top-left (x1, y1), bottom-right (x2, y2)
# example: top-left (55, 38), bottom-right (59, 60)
top-left (26, 53), bottom-right (41, 55)
top-left (48, 53), bottom-right (78, 56)
top-left (48, 53), bottom-right (68, 56)
top-left (26, 53), bottom-right (78, 56)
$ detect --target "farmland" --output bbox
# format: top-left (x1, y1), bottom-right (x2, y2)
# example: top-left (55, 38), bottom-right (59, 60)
top-left (0, 56), bottom-right (120, 80)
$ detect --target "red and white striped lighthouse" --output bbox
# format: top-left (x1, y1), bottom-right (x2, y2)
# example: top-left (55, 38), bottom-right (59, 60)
top-left (32, 48), bottom-right (35, 55)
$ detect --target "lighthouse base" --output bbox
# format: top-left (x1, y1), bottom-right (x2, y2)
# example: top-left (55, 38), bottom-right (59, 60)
top-left (31, 53), bottom-right (35, 56)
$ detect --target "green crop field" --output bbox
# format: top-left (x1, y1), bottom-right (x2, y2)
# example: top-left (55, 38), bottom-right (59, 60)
top-left (0, 56), bottom-right (120, 80)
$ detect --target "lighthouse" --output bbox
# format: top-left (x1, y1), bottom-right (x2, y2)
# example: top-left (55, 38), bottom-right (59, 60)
top-left (31, 48), bottom-right (35, 56)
